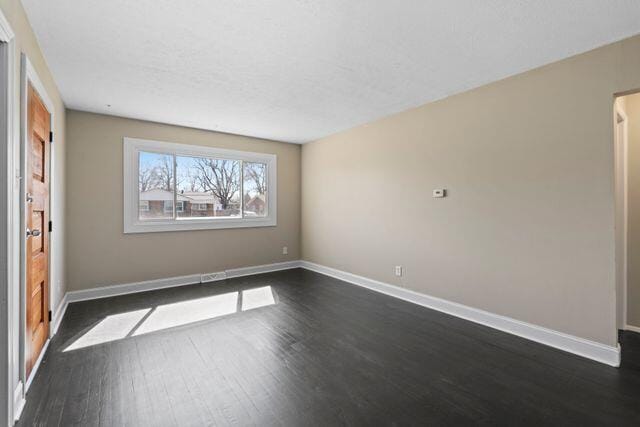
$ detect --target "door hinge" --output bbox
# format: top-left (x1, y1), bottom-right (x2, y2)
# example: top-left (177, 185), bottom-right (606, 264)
top-left (48, 220), bottom-right (52, 233)
top-left (48, 310), bottom-right (52, 322)
top-left (49, 131), bottom-right (53, 143)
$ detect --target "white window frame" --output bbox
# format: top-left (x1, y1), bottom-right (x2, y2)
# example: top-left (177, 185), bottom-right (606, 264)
top-left (163, 200), bottom-right (173, 213)
top-left (175, 201), bottom-right (184, 213)
top-left (139, 200), bottom-right (149, 211)
top-left (124, 137), bottom-right (277, 233)
top-left (192, 203), bottom-right (207, 211)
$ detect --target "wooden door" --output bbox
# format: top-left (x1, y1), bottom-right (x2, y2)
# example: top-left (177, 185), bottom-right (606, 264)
top-left (25, 84), bottom-right (51, 377)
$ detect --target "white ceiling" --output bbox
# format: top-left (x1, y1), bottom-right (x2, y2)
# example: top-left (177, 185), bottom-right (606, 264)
top-left (22, 1), bottom-right (640, 143)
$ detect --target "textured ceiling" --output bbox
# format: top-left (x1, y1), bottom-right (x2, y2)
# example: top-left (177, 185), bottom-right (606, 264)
top-left (21, 0), bottom-right (640, 143)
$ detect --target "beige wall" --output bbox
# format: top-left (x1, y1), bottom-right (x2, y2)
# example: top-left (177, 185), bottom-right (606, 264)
top-left (65, 111), bottom-right (300, 291)
top-left (626, 93), bottom-right (640, 327)
top-left (302, 35), bottom-right (640, 347)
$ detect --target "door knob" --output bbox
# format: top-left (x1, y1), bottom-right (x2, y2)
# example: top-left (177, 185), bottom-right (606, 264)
top-left (26, 228), bottom-right (41, 237)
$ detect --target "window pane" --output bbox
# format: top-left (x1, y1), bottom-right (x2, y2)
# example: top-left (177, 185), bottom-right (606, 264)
top-left (243, 162), bottom-right (267, 217)
top-left (176, 155), bottom-right (241, 218)
top-left (139, 151), bottom-right (174, 220)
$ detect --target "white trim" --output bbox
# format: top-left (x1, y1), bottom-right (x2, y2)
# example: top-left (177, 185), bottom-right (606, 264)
top-left (65, 261), bottom-right (301, 303)
top-left (21, 57), bottom-right (54, 112)
top-left (0, 12), bottom-right (16, 427)
top-left (12, 382), bottom-right (24, 423)
top-left (614, 98), bottom-right (629, 331)
top-left (0, 8), bottom-right (14, 42)
top-left (625, 324), bottom-right (640, 334)
top-left (299, 261), bottom-right (622, 367)
top-left (51, 293), bottom-right (68, 335)
top-left (67, 274), bottom-right (204, 303)
top-left (226, 261), bottom-right (301, 279)
top-left (123, 137), bottom-right (277, 233)
top-left (24, 339), bottom-right (49, 392)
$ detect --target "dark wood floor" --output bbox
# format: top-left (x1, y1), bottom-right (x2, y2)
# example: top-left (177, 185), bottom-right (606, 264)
top-left (16, 268), bottom-right (640, 426)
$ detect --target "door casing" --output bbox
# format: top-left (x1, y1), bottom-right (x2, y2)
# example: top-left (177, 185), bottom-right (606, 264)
top-left (0, 9), bottom-right (16, 427)
top-left (19, 53), bottom-right (56, 397)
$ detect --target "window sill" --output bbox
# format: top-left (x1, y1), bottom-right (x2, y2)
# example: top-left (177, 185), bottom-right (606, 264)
top-left (124, 216), bottom-right (276, 234)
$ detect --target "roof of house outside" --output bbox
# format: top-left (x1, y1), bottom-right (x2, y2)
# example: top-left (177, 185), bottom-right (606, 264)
top-left (139, 189), bottom-right (191, 202)
top-left (140, 189), bottom-right (228, 205)
top-left (182, 191), bottom-right (218, 204)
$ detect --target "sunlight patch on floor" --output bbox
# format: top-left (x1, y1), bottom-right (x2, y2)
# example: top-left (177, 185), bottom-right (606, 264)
top-left (241, 286), bottom-right (276, 311)
top-left (133, 291), bottom-right (239, 336)
top-left (64, 308), bottom-right (151, 351)
top-left (64, 286), bottom-right (277, 352)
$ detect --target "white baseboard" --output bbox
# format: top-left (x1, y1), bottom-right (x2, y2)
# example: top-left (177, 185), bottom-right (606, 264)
top-left (299, 261), bottom-right (621, 367)
top-left (64, 260), bottom-right (302, 304)
top-left (226, 260), bottom-right (301, 279)
top-left (625, 324), bottom-right (640, 334)
top-left (51, 293), bottom-right (69, 335)
top-left (66, 273), bottom-right (204, 303)
top-left (13, 381), bottom-right (25, 422)
top-left (25, 338), bottom-right (49, 392)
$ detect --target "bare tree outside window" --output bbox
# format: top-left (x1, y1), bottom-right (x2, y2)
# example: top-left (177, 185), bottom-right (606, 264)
top-left (174, 156), bottom-right (241, 218)
top-left (194, 158), bottom-right (241, 216)
top-left (156, 156), bottom-right (174, 191)
top-left (138, 151), bottom-right (174, 219)
top-left (243, 162), bottom-right (267, 217)
top-left (138, 166), bottom-right (155, 192)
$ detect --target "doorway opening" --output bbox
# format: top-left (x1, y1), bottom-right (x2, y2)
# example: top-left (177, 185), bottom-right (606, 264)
top-left (614, 92), bottom-right (640, 338)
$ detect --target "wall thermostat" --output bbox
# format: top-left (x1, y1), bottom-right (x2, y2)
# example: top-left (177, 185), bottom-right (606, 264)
top-left (432, 189), bottom-right (446, 198)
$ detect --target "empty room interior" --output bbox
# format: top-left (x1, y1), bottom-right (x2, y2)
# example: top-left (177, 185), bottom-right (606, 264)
top-left (2, 0), bottom-right (640, 425)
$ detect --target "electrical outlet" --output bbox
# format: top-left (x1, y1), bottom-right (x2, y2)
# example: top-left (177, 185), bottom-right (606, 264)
top-left (432, 189), bottom-right (446, 198)
top-left (395, 266), bottom-right (403, 277)
top-left (282, 246), bottom-right (288, 255)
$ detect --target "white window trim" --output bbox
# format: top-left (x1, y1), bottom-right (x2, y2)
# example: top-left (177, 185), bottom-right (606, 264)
top-left (139, 200), bottom-right (149, 211)
top-left (123, 137), bottom-right (277, 233)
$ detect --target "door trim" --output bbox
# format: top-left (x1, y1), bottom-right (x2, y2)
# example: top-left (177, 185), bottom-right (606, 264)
top-left (614, 98), bottom-right (629, 331)
top-left (19, 54), bottom-right (56, 396)
top-left (0, 8), bottom-right (17, 426)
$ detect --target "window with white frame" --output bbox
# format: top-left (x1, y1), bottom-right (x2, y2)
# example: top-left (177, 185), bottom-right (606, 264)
top-left (124, 137), bottom-right (277, 233)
